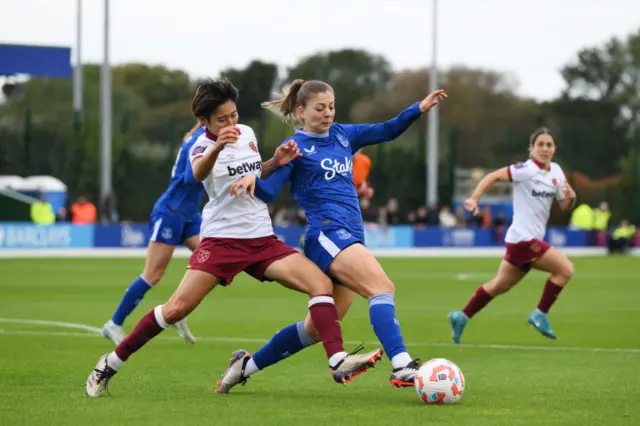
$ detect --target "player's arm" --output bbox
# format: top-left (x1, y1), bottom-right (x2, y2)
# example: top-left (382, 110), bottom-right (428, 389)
top-left (184, 149), bottom-right (201, 184)
top-left (229, 163), bottom-right (293, 203)
top-left (555, 181), bottom-right (577, 211)
top-left (345, 90), bottom-right (447, 152)
top-left (255, 163), bottom-right (294, 202)
top-left (190, 127), bottom-right (239, 181)
top-left (261, 140), bottom-right (301, 179)
top-left (464, 167), bottom-right (511, 215)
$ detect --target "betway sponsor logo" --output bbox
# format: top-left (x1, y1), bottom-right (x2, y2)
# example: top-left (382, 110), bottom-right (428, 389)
top-left (321, 157), bottom-right (353, 180)
top-left (228, 160), bottom-right (262, 176)
top-left (531, 189), bottom-right (555, 198)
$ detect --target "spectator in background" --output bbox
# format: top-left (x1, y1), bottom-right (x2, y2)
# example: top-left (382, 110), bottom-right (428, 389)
top-left (294, 208), bottom-right (307, 226)
top-left (426, 205), bottom-right (440, 226)
top-left (30, 192), bottom-right (55, 225)
top-left (360, 198), bottom-right (377, 224)
top-left (481, 206), bottom-right (492, 228)
top-left (386, 198), bottom-right (401, 225)
top-left (414, 206), bottom-right (429, 228)
top-left (455, 205), bottom-right (467, 227)
top-left (406, 211), bottom-right (416, 225)
top-left (439, 206), bottom-right (457, 228)
top-left (70, 196), bottom-right (97, 225)
top-left (353, 149), bottom-right (373, 200)
top-left (377, 206), bottom-right (388, 227)
top-left (492, 210), bottom-right (507, 243)
top-left (272, 206), bottom-right (290, 226)
top-left (593, 201), bottom-right (612, 232)
top-left (608, 219), bottom-right (636, 254)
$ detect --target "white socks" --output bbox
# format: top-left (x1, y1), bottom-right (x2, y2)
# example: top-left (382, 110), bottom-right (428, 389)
top-left (328, 351), bottom-right (349, 368)
top-left (391, 352), bottom-right (412, 369)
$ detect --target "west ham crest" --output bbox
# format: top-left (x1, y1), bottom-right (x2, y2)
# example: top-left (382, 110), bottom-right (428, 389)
top-left (248, 141), bottom-right (258, 153)
top-left (530, 242), bottom-right (541, 253)
top-left (197, 249), bottom-right (210, 263)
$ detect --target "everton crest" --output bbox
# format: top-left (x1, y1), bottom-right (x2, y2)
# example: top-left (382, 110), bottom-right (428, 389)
top-left (336, 133), bottom-right (349, 148)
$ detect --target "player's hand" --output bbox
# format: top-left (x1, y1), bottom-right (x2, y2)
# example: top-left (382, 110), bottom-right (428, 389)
top-left (419, 89), bottom-right (448, 113)
top-left (463, 197), bottom-right (480, 216)
top-left (563, 183), bottom-right (576, 200)
top-left (273, 139), bottom-right (302, 166)
top-left (230, 174), bottom-right (257, 198)
top-left (213, 126), bottom-right (241, 151)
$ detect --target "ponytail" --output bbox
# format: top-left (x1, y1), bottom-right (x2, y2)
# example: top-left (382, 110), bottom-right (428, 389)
top-left (261, 79), bottom-right (305, 124)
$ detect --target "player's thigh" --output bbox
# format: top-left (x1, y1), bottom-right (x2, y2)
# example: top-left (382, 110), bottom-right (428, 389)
top-left (163, 269), bottom-right (218, 323)
top-left (263, 252), bottom-right (334, 297)
top-left (145, 213), bottom-right (184, 282)
top-left (327, 243), bottom-right (394, 299)
top-left (531, 247), bottom-right (574, 281)
top-left (142, 241), bottom-right (176, 284)
top-left (183, 234), bottom-right (200, 251)
top-left (494, 261), bottom-right (528, 289)
top-left (182, 215), bottom-right (201, 251)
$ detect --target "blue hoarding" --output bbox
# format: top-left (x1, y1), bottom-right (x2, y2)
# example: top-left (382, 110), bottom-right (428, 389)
top-left (0, 223), bottom-right (93, 249)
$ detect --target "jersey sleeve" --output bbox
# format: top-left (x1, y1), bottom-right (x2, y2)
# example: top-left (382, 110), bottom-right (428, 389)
top-left (254, 162), bottom-right (294, 203)
top-left (340, 102), bottom-right (423, 153)
top-left (183, 148), bottom-right (200, 184)
top-left (189, 139), bottom-right (213, 164)
top-left (507, 161), bottom-right (534, 183)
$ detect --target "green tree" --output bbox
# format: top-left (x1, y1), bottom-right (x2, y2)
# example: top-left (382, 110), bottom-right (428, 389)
top-left (284, 49), bottom-right (392, 122)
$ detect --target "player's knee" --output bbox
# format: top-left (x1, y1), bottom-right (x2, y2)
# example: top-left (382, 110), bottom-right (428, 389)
top-left (556, 261), bottom-right (574, 283)
top-left (306, 274), bottom-right (334, 298)
top-left (485, 278), bottom-right (512, 296)
top-left (161, 299), bottom-right (189, 325)
top-left (368, 276), bottom-right (395, 298)
top-left (142, 268), bottom-right (165, 286)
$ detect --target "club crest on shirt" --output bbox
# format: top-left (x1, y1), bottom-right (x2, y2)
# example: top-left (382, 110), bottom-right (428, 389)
top-left (336, 133), bottom-right (349, 148)
top-left (336, 229), bottom-right (352, 240)
top-left (552, 178), bottom-right (557, 186)
top-left (197, 249), bottom-right (210, 263)
top-left (248, 141), bottom-right (258, 153)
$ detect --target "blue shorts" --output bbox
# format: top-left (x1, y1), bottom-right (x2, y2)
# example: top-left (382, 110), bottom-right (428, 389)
top-left (149, 211), bottom-right (201, 246)
top-left (303, 228), bottom-right (364, 273)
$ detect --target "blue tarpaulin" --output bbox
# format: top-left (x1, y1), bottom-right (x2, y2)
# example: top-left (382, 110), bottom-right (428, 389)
top-left (0, 44), bottom-right (71, 78)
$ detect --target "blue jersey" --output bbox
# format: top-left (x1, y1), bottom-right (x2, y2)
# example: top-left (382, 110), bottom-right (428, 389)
top-left (253, 102), bottom-right (422, 270)
top-left (152, 126), bottom-right (206, 221)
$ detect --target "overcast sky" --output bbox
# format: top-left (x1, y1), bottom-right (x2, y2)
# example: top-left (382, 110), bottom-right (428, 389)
top-left (1, 0), bottom-right (638, 100)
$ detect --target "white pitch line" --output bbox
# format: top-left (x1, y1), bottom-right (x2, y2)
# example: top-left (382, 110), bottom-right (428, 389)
top-left (0, 318), bottom-right (639, 355)
top-left (0, 318), bottom-right (102, 333)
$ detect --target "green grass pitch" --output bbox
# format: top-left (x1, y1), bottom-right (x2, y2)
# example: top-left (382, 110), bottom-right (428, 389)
top-left (0, 256), bottom-right (638, 425)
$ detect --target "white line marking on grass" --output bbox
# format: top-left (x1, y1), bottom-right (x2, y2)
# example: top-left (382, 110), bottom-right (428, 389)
top-left (1, 318), bottom-right (639, 355)
top-left (0, 318), bottom-right (102, 333)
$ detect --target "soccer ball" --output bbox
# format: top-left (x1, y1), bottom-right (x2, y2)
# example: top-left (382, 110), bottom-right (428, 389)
top-left (414, 358), bottom-right (465, 405)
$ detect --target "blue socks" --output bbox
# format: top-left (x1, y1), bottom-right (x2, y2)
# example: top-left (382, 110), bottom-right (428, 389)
top-left (111, 276), bottom-right (153, 326)
top-left (252, 322), bottom-right (315, 370)
top-left (369, 292), bottom-right (409, 363)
